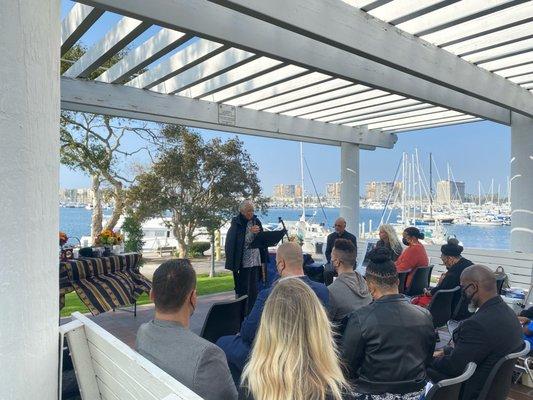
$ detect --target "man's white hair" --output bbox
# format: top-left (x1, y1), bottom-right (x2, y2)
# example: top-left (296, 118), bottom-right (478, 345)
top-left (239, 200), bottom-right (254, 212)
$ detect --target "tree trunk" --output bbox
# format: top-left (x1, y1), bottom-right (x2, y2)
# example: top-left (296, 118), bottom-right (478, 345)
top-left (103, 182), bottom-right (124, 232)
top-left (91, 174), bottom-right (103, 244)
top-left (209, 231), bottom-right (216, 278)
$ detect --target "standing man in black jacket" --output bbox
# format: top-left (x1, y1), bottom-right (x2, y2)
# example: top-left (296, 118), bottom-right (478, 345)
top-left (324, 217), bottom-right (358, 285)
top-left (225, 200), bottom-right (268, 313)
top-left (429, 264), bottom-right (524, 400)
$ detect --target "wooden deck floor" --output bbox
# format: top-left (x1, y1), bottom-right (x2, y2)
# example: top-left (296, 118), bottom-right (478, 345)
top-left (61, 292), bottom-right (533, 399)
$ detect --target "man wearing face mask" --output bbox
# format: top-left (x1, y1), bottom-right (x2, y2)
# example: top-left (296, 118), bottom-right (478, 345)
top-left (428, 264), bottom-right (523, 400)
top-left (136, 259), bottom-right (237, 400)
top-left (342, 247), bottom-right (436, 398)
top-left (217, 242), bottom-right (328, 382)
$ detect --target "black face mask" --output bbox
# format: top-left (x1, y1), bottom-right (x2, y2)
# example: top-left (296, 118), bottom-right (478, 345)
top-left (402, 238), bottom-right (409, 246)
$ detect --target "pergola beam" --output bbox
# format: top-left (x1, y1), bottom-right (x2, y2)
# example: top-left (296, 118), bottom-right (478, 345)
top-left (61, 77), bottom-right (398, 149)
top-left (63, 16), bottom-right (150, 78)
top-left (151, 48), bottom-right (258, 95)
top-left (96, 28), bottom-right (190, 83)
top-left (61, 3), bottom-right (104, 56)
top-left (127, 39), bottom-right (225, 90)
top-left (214, 0), bottom-right (533, 118)
top-left (74, 0), bottom-right (511, 125)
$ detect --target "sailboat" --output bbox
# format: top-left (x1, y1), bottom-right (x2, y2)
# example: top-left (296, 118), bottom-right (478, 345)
top-left (283, 143), bottom-right (332, 253)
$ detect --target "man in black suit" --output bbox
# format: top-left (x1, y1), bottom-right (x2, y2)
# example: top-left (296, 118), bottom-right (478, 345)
top-left (428, 264), bottom-right (523, 400)
top-left (323, 217), bottom-right (357, 285)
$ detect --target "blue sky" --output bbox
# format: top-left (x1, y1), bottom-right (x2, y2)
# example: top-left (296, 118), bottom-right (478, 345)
top-left (60, 2), bottom-right (512, 196)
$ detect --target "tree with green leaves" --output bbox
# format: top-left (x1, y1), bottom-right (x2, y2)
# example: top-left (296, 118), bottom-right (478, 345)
top-left (127, 125), bottom-right (266, 257)
top-left (60, 45), bottom-right (156, 242)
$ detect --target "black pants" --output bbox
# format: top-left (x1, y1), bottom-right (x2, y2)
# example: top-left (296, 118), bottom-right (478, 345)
top-left (233, 266), bottom-right (260, 314)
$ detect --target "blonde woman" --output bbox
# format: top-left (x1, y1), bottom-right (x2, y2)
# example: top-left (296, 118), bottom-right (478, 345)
top-left (376, 224), bottom-right (403, 261)
top-left (240, 278), bottom-right (350, 400)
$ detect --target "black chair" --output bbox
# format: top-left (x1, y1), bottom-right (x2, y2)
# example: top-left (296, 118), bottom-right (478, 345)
top-left (405, 266), bottom-right (431, 296)
top-left (477, 341), bottom-right (531, 400)
top-left (425, 362), bottom-right (476, 400)
top-left (427, 264), bottom-right (434, 287)
top-left (398, 271), bottom-right (409, 294)
top-left (200, 295), bottom-right (248, 344)
top-left (428, 286), bottom-right (461, 328)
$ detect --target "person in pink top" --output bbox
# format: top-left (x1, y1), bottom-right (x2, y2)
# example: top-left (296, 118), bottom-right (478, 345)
top-left (395, 227), bottom-right (429, 288)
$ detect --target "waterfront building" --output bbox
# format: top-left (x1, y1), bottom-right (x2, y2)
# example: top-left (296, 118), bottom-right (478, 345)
top-left (59, 188), bottom-right (94, 205)
top-left (436, 180), bottom-right (466, 204)
top-left (272, 184), bottom-right (302, 200)
top-left (326, 182), bottom-right (342, 201)
top-left (365, 181), bottom-right (402, 202)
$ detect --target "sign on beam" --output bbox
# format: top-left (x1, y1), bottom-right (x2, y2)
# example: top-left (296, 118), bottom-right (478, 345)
top-left (218, 104), bottom-right (237, 126)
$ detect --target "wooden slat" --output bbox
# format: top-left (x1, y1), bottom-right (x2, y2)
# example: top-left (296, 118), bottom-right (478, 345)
top-left (65, 323), bottom-right (102, 399)
top-left (96, 28), bottom-right (190, 83)
top-left (424, 245), bottom-right (533, 288)
top-left (70, 313), bottom-right (202, 400)
top-left (126, 39), bottom-right (225, 90)
top-left (61, 3), bottom-right (104, 56)
top-left (91, 345), bottom-right (159, 400)
top-left (63, 17), bottom-right (151, 78)
top-left (97, 377), bottom-right (121, 400)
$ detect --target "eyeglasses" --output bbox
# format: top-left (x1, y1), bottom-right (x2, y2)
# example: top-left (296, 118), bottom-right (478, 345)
top-left (334, 224), bottom-right (343, 227)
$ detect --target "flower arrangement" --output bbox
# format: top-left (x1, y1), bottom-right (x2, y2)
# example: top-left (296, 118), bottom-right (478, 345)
top-left (95, 229), bottom-right (123, 246)
top-left (59, 232), bottom-right (68, 247)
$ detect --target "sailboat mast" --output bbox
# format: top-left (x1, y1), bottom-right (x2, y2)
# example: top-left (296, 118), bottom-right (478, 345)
top-left (478, 181), bottom-right (481, 207)
top-left (429, 153), bottom-right (433, 219)
top-left (299, 142), bottom-right (305, 220)
top-left (401, 153), bottom-right (406, 225)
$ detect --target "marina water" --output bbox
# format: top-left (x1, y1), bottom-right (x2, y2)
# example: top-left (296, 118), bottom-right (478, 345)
top-left (61, 207), bottom-right (510, 250)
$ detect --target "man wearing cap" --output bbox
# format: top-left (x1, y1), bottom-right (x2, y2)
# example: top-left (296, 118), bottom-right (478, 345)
top-left (426, 237), bottom-right (474, 320)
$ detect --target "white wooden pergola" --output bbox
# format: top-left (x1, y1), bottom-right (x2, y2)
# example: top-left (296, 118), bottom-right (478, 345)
top-left (1, 1), bottom-right (532, 398)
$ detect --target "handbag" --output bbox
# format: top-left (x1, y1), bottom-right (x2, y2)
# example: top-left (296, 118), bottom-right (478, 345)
top-left (495, 266), bottom-right (510, 293)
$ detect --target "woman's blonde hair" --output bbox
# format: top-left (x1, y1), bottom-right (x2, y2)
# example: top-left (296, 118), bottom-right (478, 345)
top-left (379, 224), bottom-right (403, 256)
top-left (241, 278), bottom-right (349, 400)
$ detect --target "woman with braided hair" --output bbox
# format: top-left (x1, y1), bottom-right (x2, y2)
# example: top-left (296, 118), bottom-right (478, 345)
top-left (342, 248), bottom-right (436, 400)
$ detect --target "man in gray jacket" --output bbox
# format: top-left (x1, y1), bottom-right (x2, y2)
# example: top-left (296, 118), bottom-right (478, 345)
top-left (327, 239), bottom-right (372, 322)
top-left (136, 259), bottom-right (237, 400)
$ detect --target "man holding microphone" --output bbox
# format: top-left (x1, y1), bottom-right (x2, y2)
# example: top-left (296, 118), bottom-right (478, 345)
top-left (225, 200), bottom-right (267, 313)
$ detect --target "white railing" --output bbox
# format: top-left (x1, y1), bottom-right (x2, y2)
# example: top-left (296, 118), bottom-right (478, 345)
top-left (357, 240), bottom-right (533, 289)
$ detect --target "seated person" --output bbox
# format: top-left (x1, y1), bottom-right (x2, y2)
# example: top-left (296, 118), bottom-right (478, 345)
top-left (375, 224), bottom-right (403, 262)
top-left (324, 217), bottom-right (358, 285)
top-left (327, 238), bottom-right (372, 323)
top-left (342, 248), bottom-right (436, 399)
top-left (412, 238), bottom-right (473, 317)
top-left (217, 242), bottom-right (329, 380)
top-left (395, 227), bottom-right (429, 288)
top-left (239, 278), bottom-right (348, 400)
top-left (136, 259), bottom-right (237, 400)
top-left (428, 264), bottom-right (523, 400)
top-left (518, 315), bottom-right (533, 351)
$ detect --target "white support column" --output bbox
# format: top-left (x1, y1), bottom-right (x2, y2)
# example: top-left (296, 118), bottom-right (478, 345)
top-left (0, 1), bottom-right (60, 399)
top-left (340, 142), bottom-right (360, 237)
top-left (510, 112), bottom-right (533, 253)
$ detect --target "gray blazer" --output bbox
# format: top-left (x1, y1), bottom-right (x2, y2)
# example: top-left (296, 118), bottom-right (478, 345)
top-left (136, 319), bottom-right (237, 400)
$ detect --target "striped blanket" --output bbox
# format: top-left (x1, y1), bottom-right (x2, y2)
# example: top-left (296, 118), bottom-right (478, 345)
top-left (59, 253), bottom-right (151, 315)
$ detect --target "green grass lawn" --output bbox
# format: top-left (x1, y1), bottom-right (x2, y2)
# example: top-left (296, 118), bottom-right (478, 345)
top-left (61, 273), bottom-right (234, 317)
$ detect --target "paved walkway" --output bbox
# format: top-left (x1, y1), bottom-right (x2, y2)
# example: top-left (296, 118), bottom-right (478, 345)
top-left (140, 253), bottom-right (228, 281)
